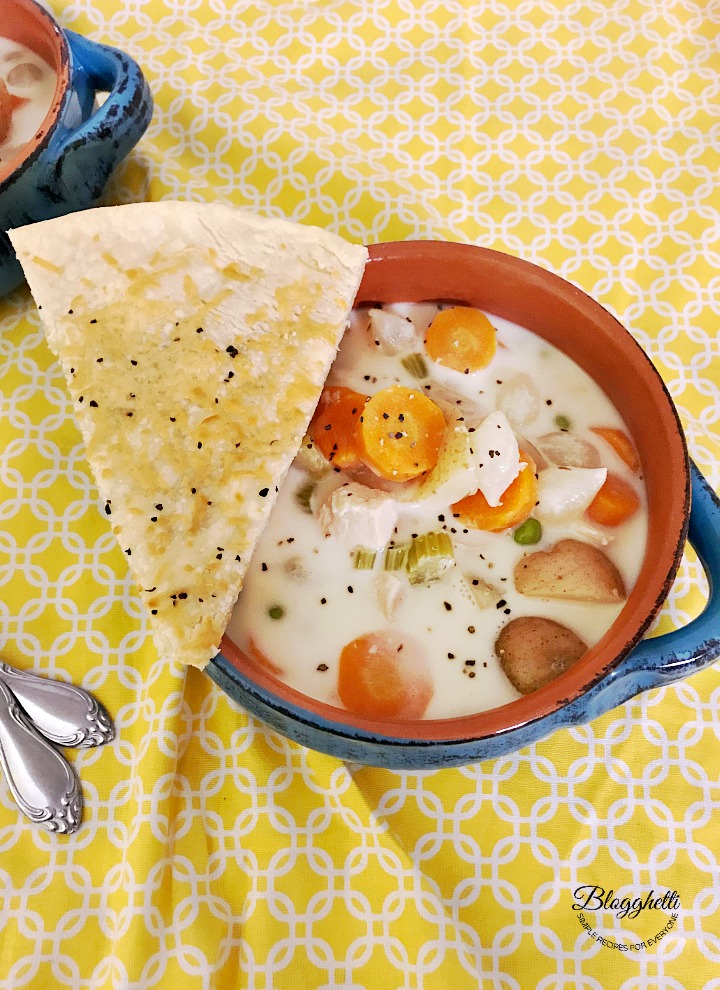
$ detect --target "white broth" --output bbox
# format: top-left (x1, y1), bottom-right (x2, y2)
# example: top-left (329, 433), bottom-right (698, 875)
top-left (228, 303), bottom-right (648, 721)
top-left (0, 38), bottom-right (57, 165)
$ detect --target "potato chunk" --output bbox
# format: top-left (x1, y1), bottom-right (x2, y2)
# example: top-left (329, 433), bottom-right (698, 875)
top-left (514, 538), bottom-right (626, 603)
top-left (495, 616), bottom-right (588, 694)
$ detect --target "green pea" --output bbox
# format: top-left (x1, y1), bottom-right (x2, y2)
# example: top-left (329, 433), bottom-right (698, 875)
top-left (513, 518), bottom-right (542, 545)
top-left (554, 413), bottom-right (572, 431)
top-left (268, 605), bottom-right (285, 620)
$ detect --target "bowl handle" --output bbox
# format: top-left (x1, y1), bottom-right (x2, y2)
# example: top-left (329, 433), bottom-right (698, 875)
top-left (53, 32), bottom-right (153, 201)
top-left (557, 460), bottom-right (720, 728)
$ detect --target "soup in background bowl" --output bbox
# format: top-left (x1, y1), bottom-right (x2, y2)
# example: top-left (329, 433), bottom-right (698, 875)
top-left (0, 0), bottom-right (153, 296)
top-left (209, 241), bottom-right (720, 768)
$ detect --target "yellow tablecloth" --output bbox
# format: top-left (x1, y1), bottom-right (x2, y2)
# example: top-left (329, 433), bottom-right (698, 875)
top-left (1, 1), bottom-right (719, 987)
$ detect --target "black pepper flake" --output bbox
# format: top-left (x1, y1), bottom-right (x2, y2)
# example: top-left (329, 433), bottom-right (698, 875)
top-left (131, 359), bottom-right (138, 366)
top-left (496, 599), bottom-right (507, 609)
top-left (151, 609), bottom-right (158, 615)
top-left (320, 597), bottom-right (327, 604)
top-left (96, 357), bottom-right (103, 363)
top-left (196, 327), bottom-right (204, 333)
top-left (226, 345), bottom-right (238, 358)
top-left (235, 555), bottom-right (241, 562)
top-left (504, 607), bottom-right (512, 615)
top-left (216, 553), bottom-right (223, 560)
top-left (150, 516), bottom-right (158, 522)
top-left (197, 442), bottom-right (203, 449)
top-left (191, 488), bottom-right (197, 494)
top-left (104, 502), bottom-right (111, 515)
top-left (261, 562), bottom-right (268, 572)
top-left (90, 319), bottom-right (97, 324)
top-left (170, 417), bottom-right (176, 422)
top-left (126, 412), bottom-right (133, 417)
top-left (468, 626), bottom-right (476, 634)
top-left (259, 488), bottom-right (269, 497)
top-left (317, 663), bottom-right (329, 672)
top-left (178, 592), bottom-right (188, 600)
top-left (155, 504), bottom-right (163, 511)
top-left (347, 586), bottom-right (354, 594)
top-left (89, 400), bottom-right (98, 407)
top-left (67, 309), bottom-right (73, 314)
top-left (78, 396), bottom-right (84, 403)
top-left (444, 601), bottom-right (452, 611)
top-left (125, 548), bottom-right (131, 555)
top-left (465, 659), bottom-right (476, 666)
top-left (448, 652), bottom-right (455, 659)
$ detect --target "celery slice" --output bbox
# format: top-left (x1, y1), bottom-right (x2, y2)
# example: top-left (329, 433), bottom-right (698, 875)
top-left (384, 544), bottom-right (409, 571)
top-left (295, 480), bottom-right (316, 513)
top-left (401, 352), bottom-right (429, 379)
top-left (406, 531), bottom-right (455, 585)
top-left (353, 548), bottom-right (377, 570)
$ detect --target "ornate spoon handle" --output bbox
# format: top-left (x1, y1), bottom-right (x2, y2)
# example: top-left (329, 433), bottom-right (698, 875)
top-left (0, 680), bottom-right (83, 834)
top-left (0, 661), bottom-right (114, 748)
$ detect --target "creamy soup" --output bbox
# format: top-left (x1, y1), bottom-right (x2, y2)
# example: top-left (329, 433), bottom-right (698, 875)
top-left (228, 303), bottom-right (648, 721)
top-left (0, 38), bottom-right (57, 165)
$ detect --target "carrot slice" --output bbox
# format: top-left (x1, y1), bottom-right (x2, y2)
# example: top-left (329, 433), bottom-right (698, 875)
top-left (0, 80), bottom-right (26, 145)
top-left (425, 306), bottom-right (497, 373)
top-left (308, 385), bottom-right (369, 470)
top-left (451, 453), bottom-right (538, 532)
top-left (357, 385), bottom-right (446, 482)
top-left (337, 630), bottom-right (433, 720)
top-left (586, 472), bottom-right (640, 527)
top-left (590, 427), bottom-right (640, 472)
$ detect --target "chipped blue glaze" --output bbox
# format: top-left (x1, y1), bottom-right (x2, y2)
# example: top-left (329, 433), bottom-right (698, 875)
top-left (208, 462), bottom-right (720, 769)
top-left (0, 14), bottom-right (153, 296)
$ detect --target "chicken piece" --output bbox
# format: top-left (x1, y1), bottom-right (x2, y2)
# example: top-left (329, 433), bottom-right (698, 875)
top-left (469, 410), bottom-right (521, 507)
top-left (368, 308), bottom-right (419, 354)
top-left (316, 482), bottom-right (399, 551)
top-left (535, 466), bottom-right (606, 523)
top-left (375, 571), bottom-right (406, 620)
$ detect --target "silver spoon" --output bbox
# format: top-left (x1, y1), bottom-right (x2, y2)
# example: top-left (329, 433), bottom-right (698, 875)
top-left (0, 661), bottom-right (114, 748)
top-left (0, 679), bottom-right (83, 834)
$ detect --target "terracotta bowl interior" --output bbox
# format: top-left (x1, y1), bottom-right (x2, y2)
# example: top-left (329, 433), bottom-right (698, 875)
top-left (220, 241), bottom-right (689, 743)
top-left (0, 0), bottom-right (67, 185)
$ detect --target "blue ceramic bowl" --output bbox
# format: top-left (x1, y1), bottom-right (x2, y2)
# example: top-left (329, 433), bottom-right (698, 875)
top-left (0, 0), bottom-right (153, 296)
top-left (209, 241), bottom-right (720, 770)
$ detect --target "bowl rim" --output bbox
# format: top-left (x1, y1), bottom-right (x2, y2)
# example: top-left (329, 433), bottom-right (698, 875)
top-left (220, 239), bottom-right (690, 744)
top-left (0, 0), bottom-right (70, 189)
